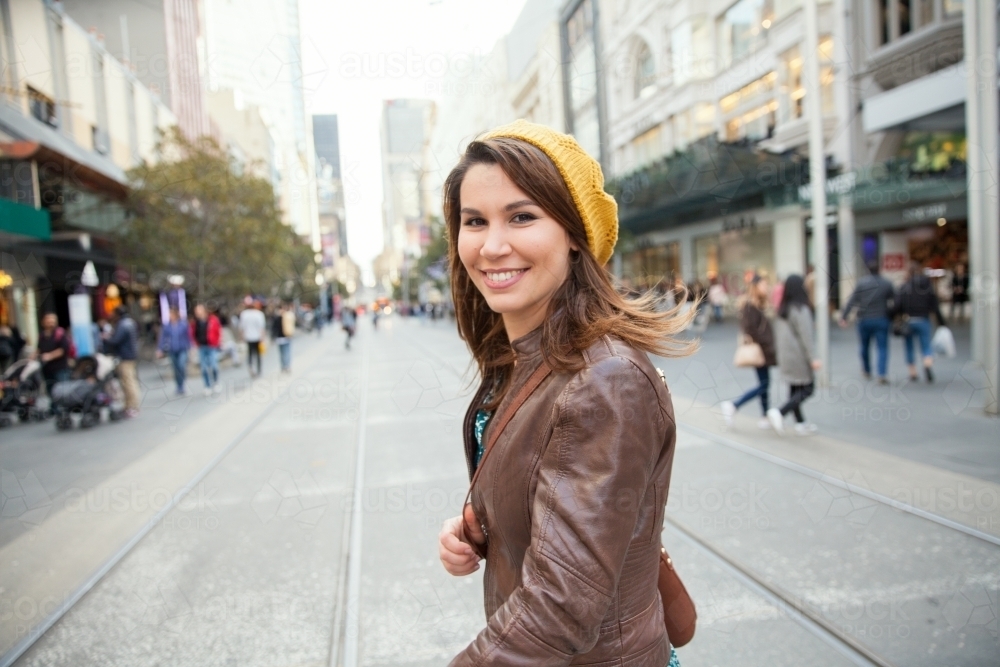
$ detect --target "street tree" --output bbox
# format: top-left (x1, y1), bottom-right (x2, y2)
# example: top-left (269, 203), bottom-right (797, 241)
top-left (120, 128), bottom-right (316, 305)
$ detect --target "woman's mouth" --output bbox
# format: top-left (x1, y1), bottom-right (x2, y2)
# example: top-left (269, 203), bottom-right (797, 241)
top-left (481, 268), bottom-right (528, 289)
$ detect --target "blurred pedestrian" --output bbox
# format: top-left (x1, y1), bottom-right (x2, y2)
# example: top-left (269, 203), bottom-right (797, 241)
top-left (435, 120), bottom-right (692, 666)
top-left (0, 326), bottom-right (14, 373)
top-left (839, 262), bottom-right (894, 384)
top-left (950, 263), bottom-right (969, 321)
top-left (770, 275), bottom-right (821, 435)
top-left (707, 277), bottom-right (727, 322)
top-left (341, 306), bottom-right (357, 350)
top-left (272, 303), bottom-right (295, 373)
top-left (105, 306), bottom-right (140, 416)
top-left (721, 275), bottom-right (776, 429)
top-left (190, 304), bottom-right (222, 395)
top-left (239, 299), bottom-right (266, 377)
top-left (312, 304), bottom-right (323, 337)
top-left (895, 262), bottom-right (947, 383)
top-left (35, 313), bottom-right (71, 398)
top-left (157, 307), bottom-right (191, 396)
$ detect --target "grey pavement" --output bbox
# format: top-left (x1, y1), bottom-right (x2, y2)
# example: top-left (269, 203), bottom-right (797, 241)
top-left (1, 331), bottom-right (329, 551)
top-left (2, 316), bottom-right (997, 666)
top-left (661, 318), bottom-right (1000, 484)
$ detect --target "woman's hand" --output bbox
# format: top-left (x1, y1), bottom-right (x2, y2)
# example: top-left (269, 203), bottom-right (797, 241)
top-left (438, 505), bottom-right (485, 576)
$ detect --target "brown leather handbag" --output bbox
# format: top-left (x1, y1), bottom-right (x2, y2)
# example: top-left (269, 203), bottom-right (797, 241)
top-left (658, 546), bottom-right (696, 647)
top-left (463, 362), bottom-right (697, 647)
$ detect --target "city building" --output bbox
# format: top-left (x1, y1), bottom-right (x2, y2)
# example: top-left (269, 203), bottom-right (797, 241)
top-left (205, 88), bottom-right (275, 180)
top-left (312, 113), bottom-right (360, 294)
top-left (428, 0), bottom-right (566, 215)
top-left (561, 0), bottom-right (606, 165)
top-left (0, 0), bottom-right (176, 345)
top-left (851, 0), bottom-right (973, 284)
top-left (376, 99), bottom-right (435, 290)
top-left (599, 0), bottom-right (847, 299)
top-left (201, 0), bottom-right (319, 246)
top-left (313, 114), bottom-right (347, 260)
top-left (59, 0), bottom-right (210, 140)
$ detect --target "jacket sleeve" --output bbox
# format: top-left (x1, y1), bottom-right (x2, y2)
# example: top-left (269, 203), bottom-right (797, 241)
top-left (450, 357), bottom-right (665, 667)
top-left (212, 316), bottom-right (222, 347)
top-left (842, 285), bottom-right (859, 319)
top-left (893, 286), bottom-right (907, 317)
top-left (793, 307), bottom-right (816, 363)
top-left (739, 304), bottom-right (758, 341)
top-left (932, 293), bottom-right (947, 327)
top-left (108, 324), bottom-right (127, 350)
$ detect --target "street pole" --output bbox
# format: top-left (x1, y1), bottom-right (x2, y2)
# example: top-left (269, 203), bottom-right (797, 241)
top-left (804, 0), bottom-right (830, 386)
top-left (964, 0), bottom-right (1000, 415)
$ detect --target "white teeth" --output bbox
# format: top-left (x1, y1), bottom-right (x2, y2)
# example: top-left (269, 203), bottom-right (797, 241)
top-left (485, 270), bottom-right (524, 282)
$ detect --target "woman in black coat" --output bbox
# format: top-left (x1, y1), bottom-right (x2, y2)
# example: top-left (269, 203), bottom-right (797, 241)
top-left (895, 263), bottom-right (947, 382)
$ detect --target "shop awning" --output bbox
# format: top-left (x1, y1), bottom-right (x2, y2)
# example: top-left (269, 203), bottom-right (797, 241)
top-left (0, 198), bottom-right (51, 240)
top-left (608, 136), bottom-right (808, 236)
top-left (0, 141), bottom-right (128, 200)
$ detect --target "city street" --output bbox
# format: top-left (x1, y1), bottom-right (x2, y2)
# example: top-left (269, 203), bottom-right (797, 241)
top-left (2, 316), bottom-right (998, 666)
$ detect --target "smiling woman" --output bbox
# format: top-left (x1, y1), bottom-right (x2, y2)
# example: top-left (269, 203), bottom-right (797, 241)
top-left (438, 120), bottom-right (695, 667)
top-left (457, 167), bottom-right (579, 342)
top-left (444, 120), bottom-right (694, 409)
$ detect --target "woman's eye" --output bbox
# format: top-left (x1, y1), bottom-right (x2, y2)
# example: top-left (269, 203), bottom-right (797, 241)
top-left (462, 217), bottom-right (486, 227)
top-left (511, 213), bottom-right (537, 223)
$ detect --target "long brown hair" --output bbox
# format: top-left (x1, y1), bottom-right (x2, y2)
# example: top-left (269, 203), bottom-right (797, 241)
top-left (444, 136), bottom-right (694, 407)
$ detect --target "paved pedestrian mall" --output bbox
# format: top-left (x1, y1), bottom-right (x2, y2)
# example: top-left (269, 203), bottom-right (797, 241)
top-left (2, 317), bottom-right (998, 666)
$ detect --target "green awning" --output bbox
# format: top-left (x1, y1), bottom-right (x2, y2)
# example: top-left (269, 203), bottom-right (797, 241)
top-left (0, 198), bottom-right (51, 240)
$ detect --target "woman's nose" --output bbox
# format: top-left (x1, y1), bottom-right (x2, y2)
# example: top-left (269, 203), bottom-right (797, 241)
top-left (480, 223), bottom-right (511, 259)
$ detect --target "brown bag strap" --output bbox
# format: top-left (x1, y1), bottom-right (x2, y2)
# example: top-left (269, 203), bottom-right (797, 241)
top-left (462, 362), bottom-right (552, 552)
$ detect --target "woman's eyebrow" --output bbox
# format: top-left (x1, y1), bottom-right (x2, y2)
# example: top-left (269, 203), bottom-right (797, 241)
top-left (503, 199), bottom-right (537, 211)
top-left (460, 207), bottom-right (482, 215)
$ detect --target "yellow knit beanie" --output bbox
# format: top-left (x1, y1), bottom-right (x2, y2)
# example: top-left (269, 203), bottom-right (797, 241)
top-left (481, 120), bottom-right (618, 267)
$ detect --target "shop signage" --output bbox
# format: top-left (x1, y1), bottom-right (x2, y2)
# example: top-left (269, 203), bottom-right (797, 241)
top-left (722, 215), bottom-right (757, 232)
top-left (882, 253), bottom-right (906, 271)
top-left (798, 172), bottom-right (857, 202)
top-left (901, 202), bottom-right (947, 223)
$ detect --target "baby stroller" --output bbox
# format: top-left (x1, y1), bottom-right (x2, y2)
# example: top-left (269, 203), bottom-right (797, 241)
top-left (51, 354), bottom-right (126, 430)
top-left (0, 359), bottom-right (47, 426)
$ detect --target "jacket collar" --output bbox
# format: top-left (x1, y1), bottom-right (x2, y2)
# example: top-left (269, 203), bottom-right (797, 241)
top-left (510, 325), bottom-right (543, 362)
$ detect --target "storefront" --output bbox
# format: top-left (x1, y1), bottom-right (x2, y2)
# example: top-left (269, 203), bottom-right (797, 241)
top-left (611, 135), bottom-right (810, 297)
top-left (853, 188), bottom-right (967, 287)
top-left (621, 240), bottom-right (680, 289)
top-left (620, 206), bottom-right (806, 300)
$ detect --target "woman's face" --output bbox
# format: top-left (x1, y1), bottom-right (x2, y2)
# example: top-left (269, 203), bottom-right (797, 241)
top-left (755, 279), bottom-right (769, 299)
top-left (457, 163), bottom-right (578, 341)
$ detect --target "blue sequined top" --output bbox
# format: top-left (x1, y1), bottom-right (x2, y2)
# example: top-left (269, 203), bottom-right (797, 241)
top-left (472, 402), bottom-right (494, 471)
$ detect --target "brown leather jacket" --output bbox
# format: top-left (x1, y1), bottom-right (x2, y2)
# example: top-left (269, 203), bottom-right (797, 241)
top-left (451, 327), bottom-right (677, 666)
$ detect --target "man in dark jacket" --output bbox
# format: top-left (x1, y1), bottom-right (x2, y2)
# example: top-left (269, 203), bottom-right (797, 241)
top-left (106, 306), bottom-right (141, 416)
top-left (35, 313), bottom-right (71, 398)
top-left (839, 262), bottom-right (895, 384)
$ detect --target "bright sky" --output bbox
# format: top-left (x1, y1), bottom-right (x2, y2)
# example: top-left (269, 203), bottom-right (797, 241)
top-left (300, 0), bottom-right (529, 277)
